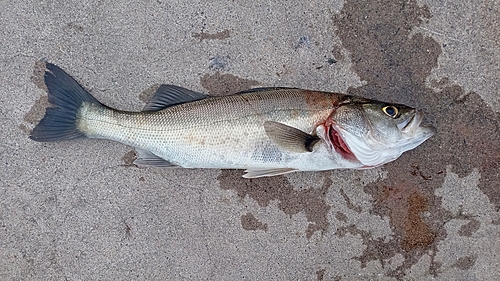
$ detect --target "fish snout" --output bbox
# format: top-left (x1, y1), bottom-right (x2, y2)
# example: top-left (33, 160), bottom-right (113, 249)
top-left (400, 110), bottom-right (436, 138)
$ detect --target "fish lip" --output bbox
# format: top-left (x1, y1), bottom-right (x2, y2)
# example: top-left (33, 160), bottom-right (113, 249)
top-left (400, 110), bottom-right (436, 137)
top-left (401, 110), bottom-right (422, 135)
top-left (397, 113), bottom-right (414, 131)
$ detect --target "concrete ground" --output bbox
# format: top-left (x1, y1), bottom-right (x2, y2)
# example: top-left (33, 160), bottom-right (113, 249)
top-left (1, 0), bottom-right (499, 280)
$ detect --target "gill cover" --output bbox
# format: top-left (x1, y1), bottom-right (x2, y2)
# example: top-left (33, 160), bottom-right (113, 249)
top-left (330, 102), bottom-right (436, 167)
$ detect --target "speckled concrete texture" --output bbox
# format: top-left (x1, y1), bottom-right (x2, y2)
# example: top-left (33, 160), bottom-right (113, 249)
top-left (1, 0), bottom-right (499, 280)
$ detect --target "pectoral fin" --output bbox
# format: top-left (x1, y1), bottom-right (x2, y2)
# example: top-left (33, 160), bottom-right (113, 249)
top-left (133, 148), bottom-right (178, 167)
top-left (243, 168), bottom-right (297, 178)
top-left (263, 121), bottom-right (320, 153)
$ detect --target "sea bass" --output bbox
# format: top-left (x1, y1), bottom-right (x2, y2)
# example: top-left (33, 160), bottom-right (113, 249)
top-left (30, 63), bottom-right (436, 178)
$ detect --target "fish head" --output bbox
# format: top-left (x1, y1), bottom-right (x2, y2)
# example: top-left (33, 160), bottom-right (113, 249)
top-left (328, 99), bottom-right (436, 167)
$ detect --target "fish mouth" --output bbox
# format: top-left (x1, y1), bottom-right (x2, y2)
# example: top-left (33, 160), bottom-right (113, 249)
top-left (399, 110), bottom-right (436, 138)
top-left (328, 125), bottom-right (358, 161)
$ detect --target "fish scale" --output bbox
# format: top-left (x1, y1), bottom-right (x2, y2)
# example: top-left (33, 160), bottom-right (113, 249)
top-left (79, 90), bottom-right (334, 169)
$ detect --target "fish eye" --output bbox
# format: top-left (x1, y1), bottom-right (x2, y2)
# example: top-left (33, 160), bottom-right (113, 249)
top-left (382, 106), bottom-right (399, 118)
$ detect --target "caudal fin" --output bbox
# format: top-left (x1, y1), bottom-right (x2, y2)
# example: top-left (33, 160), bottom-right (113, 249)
top-left (30, 63), bottom-right (103, 142)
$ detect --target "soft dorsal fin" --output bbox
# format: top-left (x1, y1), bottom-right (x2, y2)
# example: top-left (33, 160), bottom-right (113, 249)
top-left (142, 85), bottom-right (207, 111)
top-left (264, 121), bottom-right (320, 153)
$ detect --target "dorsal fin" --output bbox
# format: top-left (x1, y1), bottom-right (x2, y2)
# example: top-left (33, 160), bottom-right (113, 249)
top-left (142, 85), bottom-right (207, 111)
top-left (236, 87), bottom-right (296, 95)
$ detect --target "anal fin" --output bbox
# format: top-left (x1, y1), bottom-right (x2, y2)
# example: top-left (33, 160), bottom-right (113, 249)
top-left (133, 148), bottom-right (177, 167)
top-left (242, 168), bottom-right (297, 178)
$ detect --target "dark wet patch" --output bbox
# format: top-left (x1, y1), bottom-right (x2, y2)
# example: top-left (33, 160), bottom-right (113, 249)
top-left (192, 29), bottom-right (230, 42)
top-left (336, 224), bottom-right (400, 268)
top-left (240, 213), bottom-right (268, 231)
top-left (23, 61), bottom-right (49, 134)
top-left (200, 72), bottom-right (260, 96)
top-left (66, 22), bottom-right (84, 33)
top-left (121, 150), bottom-right (137, 166)
top-left (334, 1), bottom-right (435, 105)
top-left (337, 223), bottom-right (443, 278)
top-left (138, 84), bottom-right (161, 103)
top-left (316, 269), bottom-right (325, 281)
top-left (218, 171), bottom-right (332, 238)
top-left (334, 211), bottom-right (348, 222)
top-left (31, 60), bottom-right (48, 92)
top-left (430, 77), bottom-right (450, 89)
top-left (458, 219), bottom-right (480, 237)
top-left (24, 61), bottom-right (50, 127)
top-left (334, 0), bottom-right (499, 278)
top-left (339, 188), bottom-right (362, 213)
top-left (18, 124), bottom-right (31, 134)
top-left (23, 95), bottom-right (50, 125)
top-left (363, 183), bottom-right (438, 253)
top-left (453, 254), bottom-right (477, 270)
top-left (330, 44), bottom-right (344, 63)
top-left (369, 183), bottom-right (437, 252)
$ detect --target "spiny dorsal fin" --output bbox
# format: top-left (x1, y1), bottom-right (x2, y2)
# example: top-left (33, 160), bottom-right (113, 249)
top-left (133, 148), bottom-right (178, 167)
top-left (142, 85), bottom-right (207, 111)
top-left (263, 121), bottom-right (320, 153)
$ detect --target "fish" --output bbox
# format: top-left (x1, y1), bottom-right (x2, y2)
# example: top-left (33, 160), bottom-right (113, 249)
top-left (30, 63), bottom-right (436, 178)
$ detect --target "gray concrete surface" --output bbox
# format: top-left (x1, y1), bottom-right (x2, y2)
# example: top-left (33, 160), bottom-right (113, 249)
top-left (1, 0), bottom-right (499, 280)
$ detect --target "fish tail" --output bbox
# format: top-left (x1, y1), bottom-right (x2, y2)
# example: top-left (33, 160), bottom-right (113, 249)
top-left (30, 63), bottom-right (103, 142)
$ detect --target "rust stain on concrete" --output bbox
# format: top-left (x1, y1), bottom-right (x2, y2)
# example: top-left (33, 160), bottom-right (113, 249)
top-left (401, 191), bottom-right (436, 251)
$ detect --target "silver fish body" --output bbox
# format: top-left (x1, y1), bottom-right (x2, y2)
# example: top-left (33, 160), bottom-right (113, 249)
top-left (30, 63), bottom-right (436, 178)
